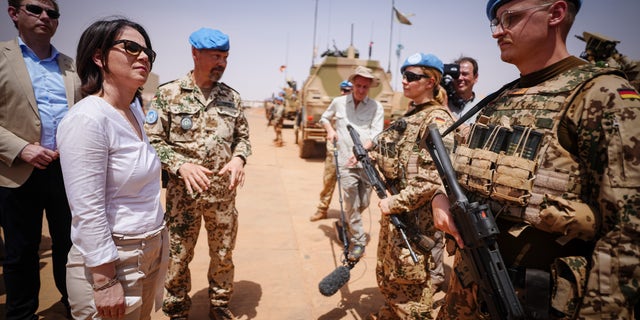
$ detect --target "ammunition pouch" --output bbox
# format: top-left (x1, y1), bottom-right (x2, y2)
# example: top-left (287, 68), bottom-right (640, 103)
top-left (377, 156), bottom-right (400, 180)
top-left (375, 141), bottom-right (402, 180)
top-left (455, 146), bottom-right (495, 196)
top-left (492, 154), bottom-right (536, 206)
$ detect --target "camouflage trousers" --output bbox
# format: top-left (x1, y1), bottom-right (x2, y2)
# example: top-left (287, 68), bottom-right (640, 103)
top-left (317, 140), bottom-right (337, 212)
top-left (162, 183), bottom-right (238, 317)
top-left (435, 251), bottom-right (486, 320)
top-left (273, 123), bottom-right (283, 144)
top-left (373, 217), bottom-right (435, 319)
top-left (338, 167), bottom-right (371, 247)
top-left (430, 231), bottom-right (445, 287)
top-left (576, 229), bottom-right (639, 320)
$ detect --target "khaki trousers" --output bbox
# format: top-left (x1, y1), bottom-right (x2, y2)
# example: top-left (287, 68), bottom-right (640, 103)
top-left (66, 227), bottom-right (168, 320)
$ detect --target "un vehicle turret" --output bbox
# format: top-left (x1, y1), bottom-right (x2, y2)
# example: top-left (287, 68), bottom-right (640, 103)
top-left (295, 45), bottom-right (401, 158)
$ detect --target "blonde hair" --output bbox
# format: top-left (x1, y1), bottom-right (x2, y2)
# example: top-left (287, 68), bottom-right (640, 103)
top-left (420, 67), bottom-right (446, 105)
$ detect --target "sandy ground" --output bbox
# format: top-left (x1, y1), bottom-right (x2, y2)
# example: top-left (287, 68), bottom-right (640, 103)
top-left (0, 107), bottom-right (452, 319)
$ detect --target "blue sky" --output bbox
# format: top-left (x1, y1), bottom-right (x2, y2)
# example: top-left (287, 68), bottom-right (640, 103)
top-left (2, 0), bottom-right (639, 101)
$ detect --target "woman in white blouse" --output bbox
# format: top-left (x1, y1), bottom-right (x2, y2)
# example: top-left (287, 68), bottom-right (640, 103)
top-left (57, 18), bottom-right (166, 320)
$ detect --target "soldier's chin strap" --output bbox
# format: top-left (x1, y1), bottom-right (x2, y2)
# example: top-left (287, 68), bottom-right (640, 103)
top-left (442, 78), bottom-right (520, 137)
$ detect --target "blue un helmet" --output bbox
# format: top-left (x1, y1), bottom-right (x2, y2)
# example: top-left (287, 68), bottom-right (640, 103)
top-left (401, 52), bottom-right (444, 74)
top-left (486, 0), bottom-right (582, 20)
top-left (339, 80), bottom-right (353, 90)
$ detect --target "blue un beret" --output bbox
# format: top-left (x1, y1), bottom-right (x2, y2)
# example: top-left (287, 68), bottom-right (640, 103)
top-left (486, 0), bottom-right (582, 20)
top-left (401, 53), bottom-right (444, 74)
top-left (189, 28), bottom-right (230, 51)
top-left (339, 80), bottom-right (353, 89)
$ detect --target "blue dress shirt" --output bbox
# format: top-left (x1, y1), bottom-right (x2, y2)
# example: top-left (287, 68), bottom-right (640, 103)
top-left (19, 37), bottom-right (68, 150)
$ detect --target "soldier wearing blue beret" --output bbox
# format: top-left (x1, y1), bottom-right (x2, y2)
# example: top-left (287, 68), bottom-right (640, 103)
top-left (188, 27), bottom-right (229, 51)
top-left (145, 27), bottom-right (251, 320)
top-left (369, 51), bottom-right (455, 319)
top-left (435, 1), bottom-right (640, 319)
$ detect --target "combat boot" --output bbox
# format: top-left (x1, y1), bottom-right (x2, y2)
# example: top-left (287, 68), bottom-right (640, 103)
top-left (309, 209), bottom-right (327, 221)
top-left (210, 306), bottom-right (235, 320)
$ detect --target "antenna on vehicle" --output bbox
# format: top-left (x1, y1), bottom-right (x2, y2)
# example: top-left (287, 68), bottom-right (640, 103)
top-left (347, 24), bottom-right (356, 59)
top-left (369, 21), bottom-right (374, 60)
top-left (311, 0), bottom-right (319, 67)
top-left (350, 23), bottom-right (354, 46)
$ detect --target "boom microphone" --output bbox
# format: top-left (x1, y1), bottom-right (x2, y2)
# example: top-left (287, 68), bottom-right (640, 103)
top-left (318, 265), bottom-right (351, 296)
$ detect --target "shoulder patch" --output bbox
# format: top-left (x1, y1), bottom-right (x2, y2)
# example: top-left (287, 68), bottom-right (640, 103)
top-left (618, 88), bottom-right (640, 100)
top-left (218, 82), bottom-right (240, 95)
top-left (434, 117), bottom-right (446, 124)
top-left (216, 100), bottom-right (235, 108)
top-left (145, 109), bottom-right (158, 124)
top-left (510, 87), bottom-right (529, 95)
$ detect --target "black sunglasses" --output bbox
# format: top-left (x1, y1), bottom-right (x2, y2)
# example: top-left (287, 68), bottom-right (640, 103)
top-left (112, 39), bottom-right (156, 63)
top-left (402, 71), bottom-right (429, 83)
top-left (21, 4), bottom-right (60, 19)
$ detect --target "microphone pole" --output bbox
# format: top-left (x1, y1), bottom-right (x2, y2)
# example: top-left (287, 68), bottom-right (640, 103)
top-left (318, 140), bottom-right (356, 296)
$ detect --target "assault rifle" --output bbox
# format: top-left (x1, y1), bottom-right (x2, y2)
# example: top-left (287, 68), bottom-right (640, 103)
top-left (423, 123), bottom-right (524, 319)
top-left (346, 124), bottom-right (435, 263)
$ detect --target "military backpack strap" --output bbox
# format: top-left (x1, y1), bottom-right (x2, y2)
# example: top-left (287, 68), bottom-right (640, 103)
top-left (442, 78), bottom-right (520, 137)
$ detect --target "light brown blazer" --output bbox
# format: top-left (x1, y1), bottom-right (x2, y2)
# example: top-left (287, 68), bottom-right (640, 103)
top-left (0, 38), bottom-right (82, 188)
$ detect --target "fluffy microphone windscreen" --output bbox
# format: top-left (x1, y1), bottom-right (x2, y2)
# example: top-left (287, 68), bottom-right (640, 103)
top-left (318, 265), bottom-right (351, 296)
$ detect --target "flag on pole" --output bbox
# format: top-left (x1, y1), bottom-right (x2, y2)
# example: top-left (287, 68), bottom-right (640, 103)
top-left (393, 7), bottom-right (412, 25)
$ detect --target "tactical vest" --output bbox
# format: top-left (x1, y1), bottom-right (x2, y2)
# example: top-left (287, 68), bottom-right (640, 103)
top-left (376, 105), bottom-right (454, 188)
top-left (453, 64), bottom-right (618, 242)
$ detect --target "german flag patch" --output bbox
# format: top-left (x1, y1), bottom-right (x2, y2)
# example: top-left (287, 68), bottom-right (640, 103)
top-left (618, 88), bottom-right (640, 100)
top-left (434, 117), bottom-right (446, 124)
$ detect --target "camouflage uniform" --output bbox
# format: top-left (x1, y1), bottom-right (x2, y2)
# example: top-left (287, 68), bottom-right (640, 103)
top-left (371, 102), bottom-right (454, 319)
top-left (144, 72), bottom-right (251, 317)
top-left (264, 100), bottom-right (274, 122)
top-left (437, 58), bottom-right (640, 319)
top-left (273, 101), bottom-right (285, 146)
top-left (317, 140), bottom-right (337, 213)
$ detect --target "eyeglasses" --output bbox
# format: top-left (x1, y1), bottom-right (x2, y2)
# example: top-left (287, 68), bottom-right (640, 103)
top-left (340, 88), bottom-right (352, 93)
top-left (402, 71), bottom-right (429, 83)
top-left (21, 4), bottom-right (60, 19)
top-left (490, 3), bottom-right (552, 33)
top-left (112, 39), bottom-right (156, 63)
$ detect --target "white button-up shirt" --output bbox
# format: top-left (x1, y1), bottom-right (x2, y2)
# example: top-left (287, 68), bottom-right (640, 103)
top-left (320, 94), bottom-right (384, 167)
top-left (57, 96), bottom-right (164, 267)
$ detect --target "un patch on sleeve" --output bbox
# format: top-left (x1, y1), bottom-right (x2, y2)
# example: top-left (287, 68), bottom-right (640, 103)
top-left (145, 109), bottom-right (158, 124)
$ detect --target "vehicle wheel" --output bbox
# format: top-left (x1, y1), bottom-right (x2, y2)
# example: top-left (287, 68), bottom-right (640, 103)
top-left (299, 139), bottom-right (316, 158)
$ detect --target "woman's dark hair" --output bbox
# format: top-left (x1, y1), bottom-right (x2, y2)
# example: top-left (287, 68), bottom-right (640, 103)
top-left (76, 17), bottom-right (153, 96)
